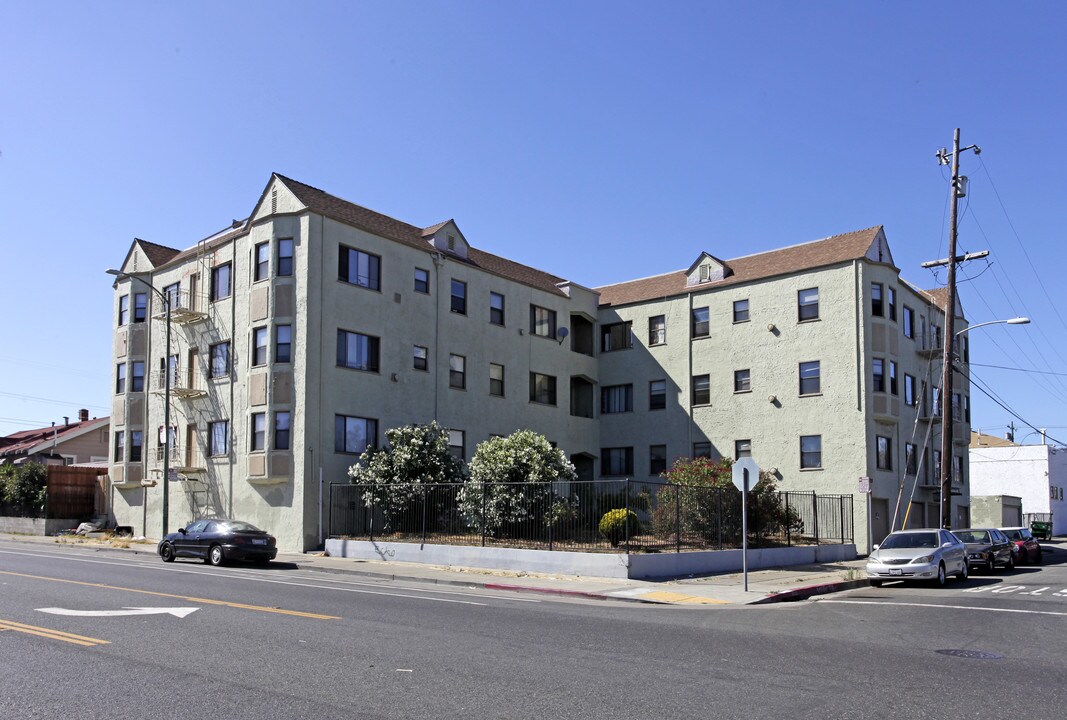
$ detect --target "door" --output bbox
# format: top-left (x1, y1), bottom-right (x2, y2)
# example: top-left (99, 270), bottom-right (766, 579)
top-left (187, 348), bottom-right (198, 390)
top-left (173, 519), bottom-right (207, 557)
top-left (871, 498), bottom-right (890, 547)
top-left (185, 424), bottom-right (198, 468)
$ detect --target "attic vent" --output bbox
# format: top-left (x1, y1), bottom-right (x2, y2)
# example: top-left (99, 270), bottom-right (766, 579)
top-left (447, 235), bottom-right (456, 251)
top-left (271, 188), bottom-right (278, 214)
top-left (699, 264), bottom-right (711, 282)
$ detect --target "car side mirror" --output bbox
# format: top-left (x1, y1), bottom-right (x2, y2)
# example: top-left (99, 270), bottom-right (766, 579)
top-left (872, 544), bottom-right (880, 551)
top-left (178, 527), bottom-right (187, 535)
top-left (942, 542), bottom-right (954, 548)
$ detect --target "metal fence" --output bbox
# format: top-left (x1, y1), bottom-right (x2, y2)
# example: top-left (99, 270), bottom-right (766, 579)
top-left (329, 479), bottom-right (853, 553)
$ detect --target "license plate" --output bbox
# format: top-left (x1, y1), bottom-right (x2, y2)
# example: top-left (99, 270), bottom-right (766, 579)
top-left (252, 539), bottom-right (266, 545)
top-left (889, 569), bottom-right (902, 576)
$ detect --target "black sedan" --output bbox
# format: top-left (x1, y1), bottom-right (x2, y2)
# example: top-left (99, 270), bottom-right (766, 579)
top-left (955, 527), bottom-right (1015, 573)
top-left (158, 518), bottom-right (277, 566)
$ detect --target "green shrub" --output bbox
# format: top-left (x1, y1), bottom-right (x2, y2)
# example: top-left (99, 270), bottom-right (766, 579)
top-left (599, 508), bottom-right (640, 547)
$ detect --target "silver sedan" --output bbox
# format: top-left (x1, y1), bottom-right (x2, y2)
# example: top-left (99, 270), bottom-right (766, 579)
top-left (866, 529), bottom-right (969, 587)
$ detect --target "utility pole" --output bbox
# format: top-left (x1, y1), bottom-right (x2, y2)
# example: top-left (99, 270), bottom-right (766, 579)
top-left (1007, 421), bottom-right (1017, 443)
top-left (924, 129), bottom-right (982, 529)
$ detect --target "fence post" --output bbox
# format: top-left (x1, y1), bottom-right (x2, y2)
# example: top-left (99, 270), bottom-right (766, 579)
top-left (751, 490), bottom-right (758, 549)
top-left (785, 492), bottom-right (791, 547)
top-left (840, 495), bottom-right (845, 544)
top-left (368, 488), bottom-right (374, 542)
top-left (547, 483), bottom-right (554, 552)
top-left (812, 491), bottom-right (819, 545)
top-left (481, 481), bottom-right (487, 548)
top-left (421, 484), bottom-right (428, 546)
top-left (675, 483), bottom-right (681, 554)
top-left (625, 478), bottom-right (631, 553)
top-left (717, 486), bottom-right (723, 550)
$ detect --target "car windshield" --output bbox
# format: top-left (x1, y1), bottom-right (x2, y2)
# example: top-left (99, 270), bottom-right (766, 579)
top-left (222, 521), bottom-right (263, 533)
top-left (880, 532), bottom-right (938, 549)
top-left (956, 530), bottom-right (990, 544)
top-left (1002, 529), bottom-right (1023, 540)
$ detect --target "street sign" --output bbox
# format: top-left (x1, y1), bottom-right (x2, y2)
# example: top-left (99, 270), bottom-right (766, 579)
top-left (858, 476), bottom-right (871, 493)
top-left (732, 457), bottom-right (759, 492)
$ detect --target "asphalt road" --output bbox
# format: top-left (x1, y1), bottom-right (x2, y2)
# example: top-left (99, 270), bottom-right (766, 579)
top-left (2, 539), bottom-right (1066, 720)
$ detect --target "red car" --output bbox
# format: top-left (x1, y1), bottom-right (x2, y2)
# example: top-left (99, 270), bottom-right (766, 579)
top-left (1000, 526), bottom-right (1043, 564)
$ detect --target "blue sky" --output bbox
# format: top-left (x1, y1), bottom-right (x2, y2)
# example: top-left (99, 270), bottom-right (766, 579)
top-left (2, 1), bottom-right (1064, 444)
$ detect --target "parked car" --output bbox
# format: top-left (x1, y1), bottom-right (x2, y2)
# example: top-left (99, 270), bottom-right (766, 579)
top-left (1000, 526), bottom-right (1043, 564)
top-left (954, 527), bottom-right (1015, 573)
top-left (866, 529), bottom-right (968, 587)
top-left (158, 518), bottom-right (278, 566)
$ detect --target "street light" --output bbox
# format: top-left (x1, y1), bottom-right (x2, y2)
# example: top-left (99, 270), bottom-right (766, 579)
top-left (107, 268), bottom-right (172, 539)
top-left (940, 316), bottom-right (1030, 529)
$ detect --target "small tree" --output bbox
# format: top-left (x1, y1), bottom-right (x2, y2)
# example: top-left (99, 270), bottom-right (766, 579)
top-left (0, 463), bottom-right (48, 517)
top-left (348, 421), bottom-right (466, 531)
top-left (458, 430), bottom-right (578, 538)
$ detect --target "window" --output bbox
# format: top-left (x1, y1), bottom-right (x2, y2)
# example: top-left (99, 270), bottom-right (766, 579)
top-left (210, 342), bottom-right (230, 378)
top-left (952, 392), bottom-right (962, 422)
top-left (339, 246), bottom-right (381, 290)
top-left (904, 373), bottom-right (917, 406)
top-left (692, 374), bottom-right (710, 405)
top-left (337, 330), bottom-right (380, 372)
top-left (961, 336), bottom-right (970, 364)
top-left (274, 412), bottom-right (291, 450)
top-left (254, 241), bottom-right (270, 281)
top-left (116, 363), bottom-right (127, 394)
top-left (277, 238), bottom-right (294, 277)
top-left (113, 431), bottom-right (125, 462)
top-left (735, 439), bottom-right (752, 459)
top-left (450, 279), bottom-right (467, 314)
top-left (449, 354), bottom-right (466, 389)
top-left (650, 445), bottom-right (667, 475)
top-left (530, 305), bottom-right (556, 337)
top-left (800, 435), bottom-right (822, 469)
top-left (648, 315), bottom-right (666, 345)
top-left (251, 412), bottom-right (266, 451)
top-left (887, 288), bottom-right (897, 321)
top-left (872, 358), bottom-right (886, 393)
top-left (953, 455), bottom-right (964, 484)
top-left (877, 436), bottom-right (892, 470)
top-left (163, 282), bottom-right (180, 309)
top-left (693, 442), bottom-right (713, 459)
top-left (964, 394), bottom-right (971, 423)
top-left (414, 268), bottom-right (430, 294)
top-left (489, 292), bottom-right (505, 326)
top-left (649, 380), bottom-right (667, 410)
top-left (871, 283), bottom-right (884, 317)
top-left (162, 354), bottom-right (178, 387)
top-left (799, 361), bottom-right (820, 395)
top-left (530, 372), bottom-right (557, 405)
top-left (130, 431), bottom-right (142, 462)
top-left (131, 361), bottom-right (144, 392)
top-left (889, 360), bottom-right (898, 396)
top-left (118, 295), bottom-right (129, 326)
top-left (335, 415), bottom-right (377, 454)
top-left (905, 443), bottom-right (918, 476)
top-left (933, 450), bottom-right (942, 483)
top-left (601, 447), bottom-right (634, 476)
top-left (903, 306), bottom-right (915, 338)
top-left (601, 322), bottom-right (633, 352)
top-left (733, 299), bottom-right (750, 323)
top-left (601, 384), bottom-right (633, 414)
top-left (275, 325), bottom-right (291, 363)
top-left (413, 345), bottom-right (428, 371)
top-left (734, 369), bottom-right (751, 393)
top-left (798, 287), bottom-right (819, 321)
top-left (489, 363), bottom-right (505, 397)
top-left (448, 430), bottom-right (465, 460)
top-left (692, 307), bottom-right (710, 337)
top-left (211, 263), bottom-right (232, 301)
top-left (209, 420), bottom-right (229, 456)
top-left (931, 383), bottom-right (941, 416)
top-left (133, 293), bottom-right (147, 323)
top-left (252, 327), bottom-right (268, 366)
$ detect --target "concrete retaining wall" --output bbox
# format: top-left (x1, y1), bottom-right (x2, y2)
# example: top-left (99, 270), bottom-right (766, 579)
top-left (324, 539), bottom-right (857, 580)
top-left (0, 517), bottom-right (81, 536)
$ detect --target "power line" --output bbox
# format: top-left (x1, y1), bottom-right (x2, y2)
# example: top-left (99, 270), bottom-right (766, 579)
top-left (0, 390), bottom-right (109, 412)
top-left (967, 369), bottom-right (1067, 447)
top-left (969, 361), bottom-right (1067, 377)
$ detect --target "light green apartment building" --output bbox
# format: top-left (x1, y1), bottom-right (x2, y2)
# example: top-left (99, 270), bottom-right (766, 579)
top-left (109, 174), bottom-right (969, 551)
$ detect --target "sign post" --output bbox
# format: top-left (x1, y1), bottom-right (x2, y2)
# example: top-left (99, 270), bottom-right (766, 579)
top-left (732, 457), bottom-right (760, 593)
top-left (858, 476), bottom-right (873, 555)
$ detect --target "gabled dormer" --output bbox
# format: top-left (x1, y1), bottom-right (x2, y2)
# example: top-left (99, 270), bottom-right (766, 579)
top-left (250, 174), bottom-right (309, 223)
top-left (863, 227), bottom-right (895, 267)
top-left (422, 220), bottom-right (470, 260)
top-left (685, 252), bottom-right (732, 287)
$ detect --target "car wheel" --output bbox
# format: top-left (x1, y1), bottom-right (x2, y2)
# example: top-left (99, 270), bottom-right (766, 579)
top-left (1035, 548), bottom-right (1043, 564)
top-left (956, 560), bottom-right (969, 581)
top-left (935, 563), bottom-right (947, 587)
top-left (159, 542), bottom-right (175, 563)
top-left (208, 544), bottom-right (225, 566)
top-left (1019, 549), bottom-right (1029, 565)
top-left (870, 579), bottom-right (883, 588)
top-left (1006, 553), bottom-right (1015, 570)
top-left (986, 558), bottom-right (996, 574)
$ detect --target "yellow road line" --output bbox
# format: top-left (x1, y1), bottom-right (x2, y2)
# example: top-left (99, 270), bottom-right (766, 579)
top-left (0, 570), bottom-right (339, 620)
top-left (0, 619), bottom-right (109, 647)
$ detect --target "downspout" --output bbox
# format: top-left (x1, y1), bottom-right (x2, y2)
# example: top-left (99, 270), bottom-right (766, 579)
top-left (854, 260), bottom-right (862, 413)
top-left (228, 235), bottom-right (236, 518)
top-left (432, 252), bottom-right (446, 421)
top-left (318, 214), bottom-right (327, 546)
top-left (687, 292), bottom-right (694, 455)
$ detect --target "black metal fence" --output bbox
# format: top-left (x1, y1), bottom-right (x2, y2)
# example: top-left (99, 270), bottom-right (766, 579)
top-left (329, 479), bottom-right (853, 553)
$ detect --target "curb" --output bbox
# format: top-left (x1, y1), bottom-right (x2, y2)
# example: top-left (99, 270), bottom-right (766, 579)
top-left (750, 578), bottom-right (869, 604)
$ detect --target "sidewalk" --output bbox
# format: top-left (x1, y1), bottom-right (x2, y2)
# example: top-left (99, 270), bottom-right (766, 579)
top-left (5, 533), bottom-right (870, 606)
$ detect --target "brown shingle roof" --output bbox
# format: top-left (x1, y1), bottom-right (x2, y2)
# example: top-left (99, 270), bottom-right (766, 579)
top-left (275, 174), bottom-right (569, 296)
top-left (135, 238), bottom-right (181, 268)
top-left (596, 226), bottom-right (885, 307)
top-left (969, 430), bottom-right (1018, 449)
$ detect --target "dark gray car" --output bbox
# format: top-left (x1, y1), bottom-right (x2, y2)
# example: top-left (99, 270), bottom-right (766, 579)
top-left (954, 527), bottom-right (1014, 573)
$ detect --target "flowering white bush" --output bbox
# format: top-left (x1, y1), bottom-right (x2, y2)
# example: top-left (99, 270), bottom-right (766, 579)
top-left (347, 421), bottom-right (466, 528)
top-left (458, 430), bottom-right (578, 537)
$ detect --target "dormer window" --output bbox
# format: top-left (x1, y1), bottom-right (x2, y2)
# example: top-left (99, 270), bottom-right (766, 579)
top-left (686, 253), bottom-right (730, 286)
top-left (447, 235), bottom-right (456, 252)
top-left (699, 264), bottom-right (711, 282)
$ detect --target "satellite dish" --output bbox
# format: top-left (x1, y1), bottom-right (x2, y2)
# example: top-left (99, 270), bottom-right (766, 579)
top-left (556, 327), bottom-right (569, 345)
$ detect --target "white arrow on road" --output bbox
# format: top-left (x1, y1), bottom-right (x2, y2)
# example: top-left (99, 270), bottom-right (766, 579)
top-left (37, 607), bottom-right (199, 618)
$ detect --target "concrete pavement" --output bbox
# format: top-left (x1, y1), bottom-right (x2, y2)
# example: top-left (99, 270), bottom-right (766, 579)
top-left (4, 532), bottom-right (871, 606)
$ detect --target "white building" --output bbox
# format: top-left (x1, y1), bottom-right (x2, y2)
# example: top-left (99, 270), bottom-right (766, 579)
top-left (108, 175), bottom-right (969, 551)
top-left (970, 431), bottom-right (1066, 535)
